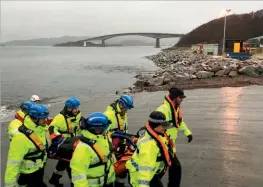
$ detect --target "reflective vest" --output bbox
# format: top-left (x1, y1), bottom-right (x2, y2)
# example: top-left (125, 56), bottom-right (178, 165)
top-left (70, 130), bottom-right (115, 187)
top-left (104, 101), bottom-right (128, 133)
top-left (156, 95), bottom-right (192, 143)
top-left (7, 119), bottom-right (23, 140)
top-left (126, 124), bottom-right (173, 187)
top-left (4, 116), bottom-right (50, 187)
top-left (49, 110), bottom-right (82, 138)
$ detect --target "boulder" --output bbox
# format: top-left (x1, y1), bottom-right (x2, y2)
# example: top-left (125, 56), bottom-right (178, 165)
top-left (162, 72), bottom-right (170, 78)
top-left (210, 65), bottom-right (222, 73)
top-left (134, 80), bottom-right (150, 87)
top-left (254, 65), bottom-right (263, 74)
top-left (224, 67), bottom-right (232, 75)
top-left (175, 73), bottom-right (190, 80)
top-left (238, 66), bottom-right (260, 77)
top-left (215, 70), bottom-right (225, 77)
top-left (189, 74), bottom-right (197, 79)
top-left (163, 78), bottom-right (171, 85)
top-left (196, 71), bottom-right (214, 79)
top-left (228, 71), bottom-right (238, 77)
top-left (149, 77), bottom-right (164, 86)
top-left (122, 88), bottom-right (132, 94)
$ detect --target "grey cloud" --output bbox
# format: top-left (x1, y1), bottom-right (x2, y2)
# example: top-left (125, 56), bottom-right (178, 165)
top-left (1, 1), bottom-right (263, 42)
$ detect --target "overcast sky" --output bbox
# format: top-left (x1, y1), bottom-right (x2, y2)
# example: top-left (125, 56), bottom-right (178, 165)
top-left (1, 1), bottom-right (263, 42)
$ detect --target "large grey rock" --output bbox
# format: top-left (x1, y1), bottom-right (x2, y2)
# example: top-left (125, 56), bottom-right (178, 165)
top-left (134, 80), bottom-right (150, 87)
top-left (196, 71), bottom-right (214, 79)
top-left (229, 71), bottom-right (238, 77)
top-left (163, 78), bottom-right (171, 85)
top-left (149, 77), bottom-right (164, 86)
top-left (210, 65), bottom-right (222, 73)
top-left (189, 74), bottom-right (197, 79)
top-left (224, 67), bottom-right (232, 75)
top-left (215, 70), bottom-right (225, 77)
top-left (162, 72), bottom-right (170, 78)
top-left (175, 73), bottom-right (190, 80)
top-left (254, 65), bottom-right (263, 74)
top-left (238, 66), bottom-right (260, 77)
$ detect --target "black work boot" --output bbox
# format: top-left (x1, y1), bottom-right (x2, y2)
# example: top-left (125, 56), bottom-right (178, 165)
top-left (49, 173), bottom-right (64, 187)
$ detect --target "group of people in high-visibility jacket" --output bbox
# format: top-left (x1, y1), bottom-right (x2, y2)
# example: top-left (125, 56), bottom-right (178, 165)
top-left (4, 87), bottom-right (193, 187)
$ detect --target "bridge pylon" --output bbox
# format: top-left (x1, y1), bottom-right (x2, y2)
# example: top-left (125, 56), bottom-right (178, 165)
top-left (155, 38), bottom-right (160, 48)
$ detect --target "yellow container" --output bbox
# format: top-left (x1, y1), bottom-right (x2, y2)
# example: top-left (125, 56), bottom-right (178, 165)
top-left (234, 42), bottom-right (241, 53)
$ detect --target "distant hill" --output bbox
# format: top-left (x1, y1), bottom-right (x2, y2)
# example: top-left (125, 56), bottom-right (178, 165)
top-left (176, 9), bottom-right (263, 47)
top-left (2, 36), bottom-right (91, 46)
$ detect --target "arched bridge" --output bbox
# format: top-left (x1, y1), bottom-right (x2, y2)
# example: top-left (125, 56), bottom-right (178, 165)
top-left (81, 33), bottom-right (185, 48)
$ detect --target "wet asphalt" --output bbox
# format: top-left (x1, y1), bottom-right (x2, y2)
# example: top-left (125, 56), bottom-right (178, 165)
top-left (1, 86), bottom-right (263, 187)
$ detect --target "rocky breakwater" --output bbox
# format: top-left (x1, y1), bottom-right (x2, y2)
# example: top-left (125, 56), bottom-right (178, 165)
top-left (129, 50), bottom-right (263, 92)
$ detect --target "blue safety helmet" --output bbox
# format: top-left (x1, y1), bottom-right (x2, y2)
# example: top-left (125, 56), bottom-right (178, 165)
top-left (29, 104), bottom-right (49, 119)
top-left (81, 112), bottom-right (111, 132)
top-left (119, 94), bottom-right (134, 110)
top-left (20, 101), bottom-right (36, 113)
top-left (65, 97), bottom-right (80, 109)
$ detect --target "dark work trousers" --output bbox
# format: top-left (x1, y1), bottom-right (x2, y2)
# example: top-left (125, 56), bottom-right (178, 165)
top-left (114, 172), bottom-right (127, 187)
top-left (49, 160), bottom-right (72, 186)
top-left (150, 175), bottom-right (164, 187)
top-left (17, 167), bottom-right (47, 187)
top-left (55, 160), bottom-right (72, 179)
top-left (168, 155), bottom-right (182, 187)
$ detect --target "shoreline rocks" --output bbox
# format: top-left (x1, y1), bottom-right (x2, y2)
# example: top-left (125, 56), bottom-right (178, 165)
top-left (125, 49), bottom-right (263, 93)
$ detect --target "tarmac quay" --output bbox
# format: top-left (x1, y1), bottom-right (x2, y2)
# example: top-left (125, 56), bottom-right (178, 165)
top-left (1, 86), bottom-right (263, 187)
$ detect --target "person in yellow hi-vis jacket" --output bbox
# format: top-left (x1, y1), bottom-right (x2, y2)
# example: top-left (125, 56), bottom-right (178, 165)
top-left (103, 94), bottom-right (134, 187)
top-left (71, 112), bottom-right (115, 187)
top-left (156, 87), bottom-right (193, 187)
top-left (126, 111), bottom-right (175, 187)
top-left (8, 101), bottom-right (35, 140)
top-left (48, 96), bottom-right (82, 187)
top-left (4, 104), bottom-right (50, 187)
top-left (104, 94), bottom-right (134, 134)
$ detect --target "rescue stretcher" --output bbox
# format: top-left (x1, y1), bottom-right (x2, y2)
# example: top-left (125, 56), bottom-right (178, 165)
top-left (47, 130), bottom-right (143, 177)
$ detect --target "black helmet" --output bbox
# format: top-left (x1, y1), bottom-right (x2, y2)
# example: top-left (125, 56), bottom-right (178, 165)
top-left (169, 88), bottom-right (186, 100)
top-left (148, 111), bottom-right (170, 128)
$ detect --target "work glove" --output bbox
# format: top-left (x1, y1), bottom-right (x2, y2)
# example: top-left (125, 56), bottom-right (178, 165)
top-left (187, 134), bottom-right (193, 143)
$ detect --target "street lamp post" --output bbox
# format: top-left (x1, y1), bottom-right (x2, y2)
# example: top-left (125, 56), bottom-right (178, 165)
top-left (221, 9), bottom-right (231, 56)
top-left (222, 14), bottom-right (227, 55)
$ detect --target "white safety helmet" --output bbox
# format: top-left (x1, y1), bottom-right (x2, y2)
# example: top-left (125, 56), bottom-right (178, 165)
top-left (30, 95), bottom-right (41, 102)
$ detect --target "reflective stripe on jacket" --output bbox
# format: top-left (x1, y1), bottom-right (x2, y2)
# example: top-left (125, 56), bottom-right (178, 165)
top-left (4, 116), bottom-right (50, 187)
top-left (70, 130), bottom-right (115, 187)
top-left (126, 131), bottom-right (167, 187)
top-left (156, 99), bottom-right (192, 144)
